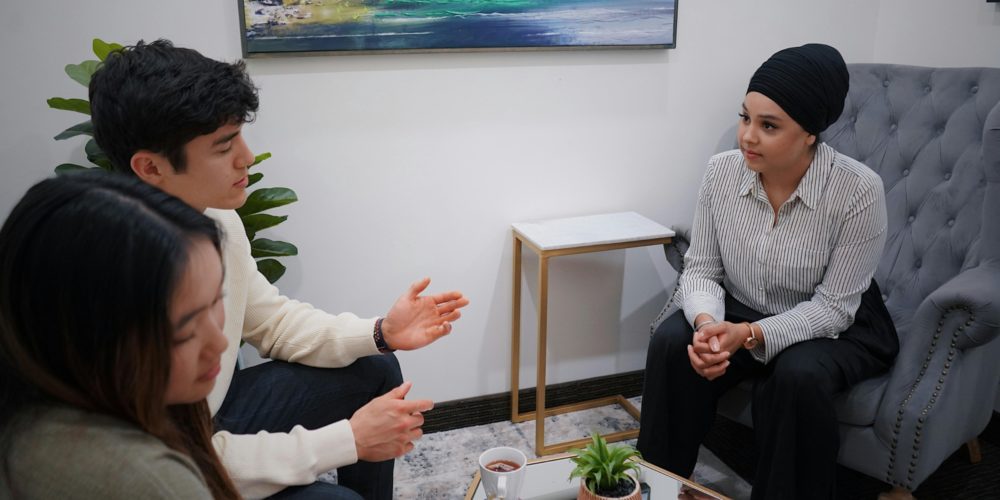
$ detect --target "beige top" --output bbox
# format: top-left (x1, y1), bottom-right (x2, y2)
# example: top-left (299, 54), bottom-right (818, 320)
top-left (204, 209), bottom-right (383, 499)
top-left (1, 405), bottom-right (212, 499)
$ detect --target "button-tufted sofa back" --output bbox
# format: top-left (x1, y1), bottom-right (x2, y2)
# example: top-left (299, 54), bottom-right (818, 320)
top-left (821, 64), bottom-right (1000, 341)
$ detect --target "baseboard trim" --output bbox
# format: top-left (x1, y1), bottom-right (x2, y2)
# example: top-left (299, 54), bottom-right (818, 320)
top-left (422, 370), bottom-right (644, 434)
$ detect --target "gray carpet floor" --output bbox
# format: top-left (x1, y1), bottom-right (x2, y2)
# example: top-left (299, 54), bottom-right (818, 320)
top-left (387, 396), bottom-right (751, 499)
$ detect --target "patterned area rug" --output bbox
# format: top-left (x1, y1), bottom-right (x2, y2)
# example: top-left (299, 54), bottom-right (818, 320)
top-left (324, 398), bottom-right (1000, 498)
top-left (388, 396), bottom-right (751, 499)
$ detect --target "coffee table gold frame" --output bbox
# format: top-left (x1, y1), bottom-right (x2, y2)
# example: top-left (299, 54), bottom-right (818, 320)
top-left (511, 231), bottom-right (672, 456)
top-left (464, 452), bottom-right (729, 500)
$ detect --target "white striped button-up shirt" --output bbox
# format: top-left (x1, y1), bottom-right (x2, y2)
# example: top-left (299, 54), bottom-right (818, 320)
top-left (675, 143), bottom-right (887, 364)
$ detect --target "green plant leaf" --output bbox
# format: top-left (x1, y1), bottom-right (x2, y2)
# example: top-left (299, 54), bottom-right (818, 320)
top-left (251, 238), bottom-right (298, 258)
top-left (65, 60), bottom-right (101, 87)
top-left (256, 258), bottom-right (287, 283)
top-left (593, 434), bottom-right (609, 462)
top-left (47, 98), bottom-right (91, 115)
top-left (250, 152), bottom-right (272, 167)
top-left (593, 462), bottom-right (605, 488)
top-left (242, 213), bottom-right (287, 235)
top-left (54, 120), bottom-right (94, 140)
top-left (247, 172), bottom-right (264, 187)
top-left (567, 432), bottom-right (644, 491)
top-left (93, 38), bottom-right (124, 61)
top-left (85, 138), bottom-right (112, 170)
top-left (88, 158), bottom-right (112, 170)
top-left (54, 163), bottom-right (93, 175)
top-left (626, 461), bottom-right (641, 477)
top-left (609, 446), bottom-right (631, 468)
top-left (236, 187), bottom-right (298, 216)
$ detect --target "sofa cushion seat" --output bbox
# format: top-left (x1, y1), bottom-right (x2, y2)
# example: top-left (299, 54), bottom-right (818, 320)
top-left (833, 374), bottom-right (888, 427)
top-left (718, 372), bottom-right (887, 429)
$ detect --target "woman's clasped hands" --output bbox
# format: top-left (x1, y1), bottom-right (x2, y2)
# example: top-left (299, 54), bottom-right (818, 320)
top-left (687, 320), bottom-right (747, 381)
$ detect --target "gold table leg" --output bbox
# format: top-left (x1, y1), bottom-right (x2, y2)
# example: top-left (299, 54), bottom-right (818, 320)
top-left (510, 236), bottom-right (522, 422)
top-left (536, 254), bottom-right (549, 455)
top-left (510, 233), bottom-right (654, 456)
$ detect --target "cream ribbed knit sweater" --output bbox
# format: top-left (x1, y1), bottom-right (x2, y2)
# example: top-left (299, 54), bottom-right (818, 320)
top-left (205, 209), bottom-right (382, 499)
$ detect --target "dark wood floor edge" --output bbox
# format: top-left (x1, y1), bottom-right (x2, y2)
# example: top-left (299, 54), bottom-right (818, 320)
top-left (422, 370), bottom-right (645, 434)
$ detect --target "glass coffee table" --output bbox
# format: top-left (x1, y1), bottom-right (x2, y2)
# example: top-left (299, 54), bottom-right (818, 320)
top-left (464, 453), bottom-right (729, 500)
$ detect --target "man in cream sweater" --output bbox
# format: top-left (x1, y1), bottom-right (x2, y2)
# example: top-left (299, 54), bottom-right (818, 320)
top-left (88, 39), bottom-right (469, 499)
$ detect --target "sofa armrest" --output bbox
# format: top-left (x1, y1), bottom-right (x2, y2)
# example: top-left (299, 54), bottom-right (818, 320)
top-left (919, 265), bottom-right (1000, 349)
top-left (872, 265), bottom-right (1000, 487)
top-left (650, 225), bottom-right (690, 335)
top-left (875, 265), bottom-right (1000, 445)
top-left (662, 224), bottom-right (691, 273)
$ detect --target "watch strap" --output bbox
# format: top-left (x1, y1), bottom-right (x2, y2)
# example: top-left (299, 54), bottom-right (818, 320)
top-left (374, 317), bottom-right (395, 353)
top-left (742, 322), bottom-right (759, 350)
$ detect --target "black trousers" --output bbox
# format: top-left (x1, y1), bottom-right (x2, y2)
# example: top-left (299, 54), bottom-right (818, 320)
top-left (214, 354), bottom-right (403, 500)
top-left (637, 280), bottom-right (898, 500)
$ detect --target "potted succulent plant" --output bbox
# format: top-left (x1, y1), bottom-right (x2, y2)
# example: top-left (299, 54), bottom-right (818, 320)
top-left (569, 433), bottom-right (643, 500)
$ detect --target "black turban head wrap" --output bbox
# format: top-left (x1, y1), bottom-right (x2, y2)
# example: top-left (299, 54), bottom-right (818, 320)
top-left (746, 43), bottom-right (849, 136)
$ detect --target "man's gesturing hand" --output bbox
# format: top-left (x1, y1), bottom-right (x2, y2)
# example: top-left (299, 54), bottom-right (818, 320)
top-left (349, 381), bottom-right (433, 462)
top-left (382, 278), bottom-right (470, 351)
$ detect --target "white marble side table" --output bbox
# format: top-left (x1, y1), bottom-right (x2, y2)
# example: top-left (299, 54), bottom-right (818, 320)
top-left (510, 212), bottom-right (675, 456)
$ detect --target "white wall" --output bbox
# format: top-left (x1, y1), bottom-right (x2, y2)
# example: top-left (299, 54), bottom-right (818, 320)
top-left (0, 0), bottom-right (996, 404)
top-left (874, 0), bottom-right (1000, 67)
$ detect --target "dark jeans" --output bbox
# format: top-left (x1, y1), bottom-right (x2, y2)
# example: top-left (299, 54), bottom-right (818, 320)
top-left (637, 280), bottom-right (898, 500)
top-left (214, 354), bottom-right (403, 500)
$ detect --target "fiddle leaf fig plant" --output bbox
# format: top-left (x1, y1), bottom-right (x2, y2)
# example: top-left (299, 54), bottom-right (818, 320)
top-left (48, 38), bottom-right (298, 283)
top-left (237, 152), bottom-right (299, 283)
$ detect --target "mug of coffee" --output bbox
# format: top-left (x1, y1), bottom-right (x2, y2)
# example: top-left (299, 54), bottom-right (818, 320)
top-left (478, 446), bottom-right (527, 499)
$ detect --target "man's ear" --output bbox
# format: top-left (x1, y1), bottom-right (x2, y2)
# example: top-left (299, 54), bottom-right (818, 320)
top-left (130, 151), bottom-right (169, 186)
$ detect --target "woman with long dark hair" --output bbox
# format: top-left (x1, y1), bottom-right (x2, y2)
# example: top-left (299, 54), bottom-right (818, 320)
top-left (0, 172), bottom-right (240, 499)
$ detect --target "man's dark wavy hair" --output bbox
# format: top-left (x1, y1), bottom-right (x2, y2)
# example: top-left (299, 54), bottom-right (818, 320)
top-left (89, 39), bottom-right (259, 174)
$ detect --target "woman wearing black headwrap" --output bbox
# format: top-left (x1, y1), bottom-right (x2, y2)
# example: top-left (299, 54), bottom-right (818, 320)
top-left (638, 44), bottom-right (898, 499)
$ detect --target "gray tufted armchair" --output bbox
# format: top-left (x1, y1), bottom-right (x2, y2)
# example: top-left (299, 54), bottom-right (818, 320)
top-left (654, 64), bottom-right (1000, 496)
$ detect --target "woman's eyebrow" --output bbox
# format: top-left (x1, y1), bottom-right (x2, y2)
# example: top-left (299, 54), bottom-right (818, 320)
top-left (173, 279), bottom-right (224, 331)
top-left (742, 103), bottom-right (785, 122)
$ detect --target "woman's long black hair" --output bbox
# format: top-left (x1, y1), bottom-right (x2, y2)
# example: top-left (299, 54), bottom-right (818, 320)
top-left (0, 171), bottom-right (239, 499)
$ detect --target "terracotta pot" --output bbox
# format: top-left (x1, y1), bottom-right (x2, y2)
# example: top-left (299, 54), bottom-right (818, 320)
top-left (576, 476), bottom-right (641, 500)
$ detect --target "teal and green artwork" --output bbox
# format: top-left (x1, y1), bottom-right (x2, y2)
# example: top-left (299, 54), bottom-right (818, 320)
top-left (238, 0), bottom-right (677, 55)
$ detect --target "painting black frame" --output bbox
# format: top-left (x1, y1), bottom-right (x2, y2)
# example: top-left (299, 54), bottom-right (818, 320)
top-left (237, 0), bottom-right (678, 57)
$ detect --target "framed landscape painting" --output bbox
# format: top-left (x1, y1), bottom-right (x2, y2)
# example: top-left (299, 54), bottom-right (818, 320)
top-left (238, 0), bottom-right (677, 56)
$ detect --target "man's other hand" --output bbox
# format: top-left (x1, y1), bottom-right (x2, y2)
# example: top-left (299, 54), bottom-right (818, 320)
top-left (349, 381), bottom-right (433, 462)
